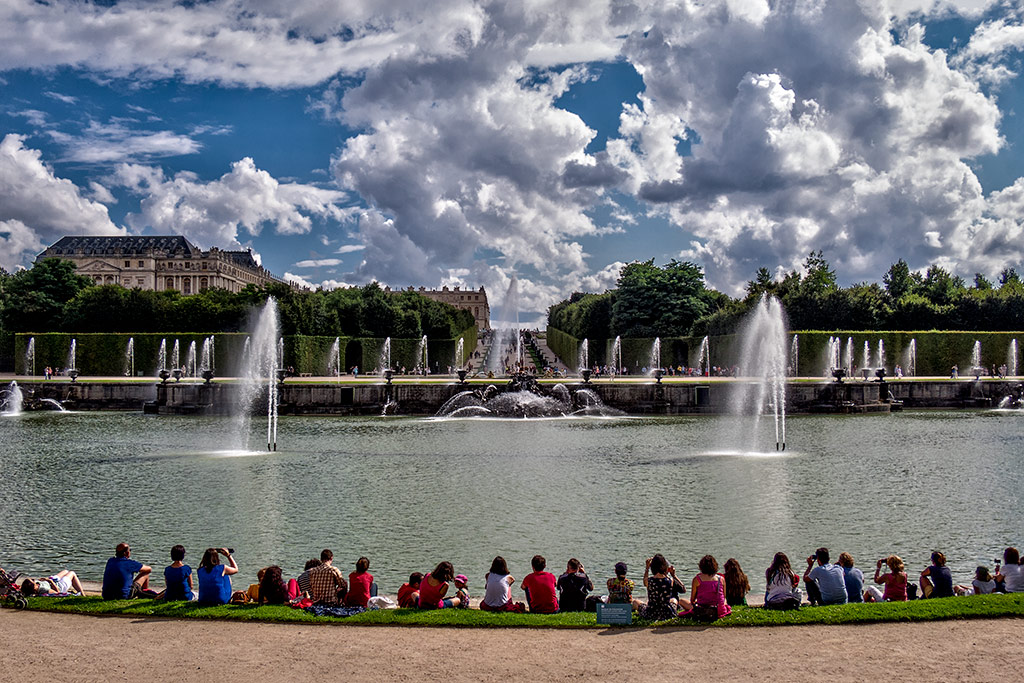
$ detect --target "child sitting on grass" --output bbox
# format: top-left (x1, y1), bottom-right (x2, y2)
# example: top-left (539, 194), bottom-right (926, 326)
top-left (398, 572), bottom-right (422, 607)
top-left (453, 574), bottom-right (470, 609)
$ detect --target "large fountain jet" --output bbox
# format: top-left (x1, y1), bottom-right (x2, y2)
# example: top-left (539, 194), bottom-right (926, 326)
top-left (234, 298), bottom-right (280, 452)
top-left (731, 295), bottom-right (788, 451)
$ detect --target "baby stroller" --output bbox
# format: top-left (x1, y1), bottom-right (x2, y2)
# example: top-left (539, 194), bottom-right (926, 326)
top-left (0, 567), bottom-right (28, 609)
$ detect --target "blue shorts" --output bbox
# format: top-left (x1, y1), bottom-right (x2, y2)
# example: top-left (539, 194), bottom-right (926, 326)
top-left (440, 598), bottom-right (455, 608)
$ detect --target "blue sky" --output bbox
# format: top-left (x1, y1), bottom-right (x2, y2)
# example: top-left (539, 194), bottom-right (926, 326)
top-left (2, 0), bottom-right (1024, 324)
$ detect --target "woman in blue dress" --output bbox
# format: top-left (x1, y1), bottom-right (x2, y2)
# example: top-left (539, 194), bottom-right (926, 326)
top-left (196, 547), bottom-right (238, 606)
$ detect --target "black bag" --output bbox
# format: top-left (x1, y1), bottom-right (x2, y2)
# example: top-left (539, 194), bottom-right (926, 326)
top-left (584, 595), bottom-right (603, 612)
top-left (691, 602), bottom-right (719, 622)
top-left (764, 596), bottom-right (800, 611)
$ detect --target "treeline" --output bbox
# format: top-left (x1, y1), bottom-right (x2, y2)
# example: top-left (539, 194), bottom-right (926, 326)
top-left (549, 252), bottom-right (1024, 338)
top-left (0, 259), bottom-right (475, 338)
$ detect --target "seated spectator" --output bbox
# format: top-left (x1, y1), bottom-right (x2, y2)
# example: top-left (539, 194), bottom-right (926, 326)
top-left (607, 561), bottom-right (638, 609)
top-left (240, 567), bottom-right (268, 604)
top-left (419, 561), bottom-right (460, 609)
top-left (196, 547), bottom-right (238, 606)
top-left (20, 569), bottom-right (85, 597)
top-left (521, 555), bottom-right (558, 614)
top-left (837, 552), bottom-right (864, 603)
top-left (764, 552), bottom-right (802, 610)
top-left (638, 554), bottom-right (684, 620)
top-left (995, 547), bottom-right (1023, 592)
top-left (723, 558), bottom-right (750, 607)
top-left (306, 549), bottom-right (347, 605)
top-left (258, 565), bottom-right (293, 605)
top-left (971, 566), bottom-right (996, 595)
top-left (481, 556), bottom-right (522, 612)
top-left (803, 547), bottom-right (847, 606)
top-left (160, 545), bottom-right (194, 601)
top-left (865, 555), bottom-right (908, 602)
top-left (296, 558), bottom-right (321, 597)
top-left (920, 551), bottom-right (954, 599)
top-left (679, 555), bottom-right (731, 620)
top-left (453, 574), bottom-right (470, 608)
top-left (556, 558), bottom-right (593, 613)
top-left (345, 557), bottom-right (375, 607)
top-left (397, 572), bottom-right (423, 608)
top-left (102, 542), bottom-right (154, 600)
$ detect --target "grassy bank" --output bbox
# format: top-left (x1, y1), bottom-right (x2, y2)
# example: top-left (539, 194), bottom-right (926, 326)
top-left (13, 594), bottom-right (1024, 628)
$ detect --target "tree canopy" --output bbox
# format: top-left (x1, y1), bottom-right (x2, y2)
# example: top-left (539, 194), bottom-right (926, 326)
top-left (0, 261), bottom-right (475, 339)
top-left (549, 253), bottom-right (1024, 338)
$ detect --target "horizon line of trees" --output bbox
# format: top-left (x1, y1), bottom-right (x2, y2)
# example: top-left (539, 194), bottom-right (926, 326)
top-left (549, 253), bottom-right (1024, 340)
top-left (0, 259), bottom-right (476, 339)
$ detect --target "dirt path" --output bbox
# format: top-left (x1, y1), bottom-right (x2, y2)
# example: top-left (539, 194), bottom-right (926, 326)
top-left (3, 609), bottom-right (1020, 682)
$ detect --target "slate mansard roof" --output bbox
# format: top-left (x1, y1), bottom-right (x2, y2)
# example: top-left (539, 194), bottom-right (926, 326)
top-left (44, 235), bottom-right (203, 257)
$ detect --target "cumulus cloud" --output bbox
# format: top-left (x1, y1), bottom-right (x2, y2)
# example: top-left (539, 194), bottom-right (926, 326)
top-left (331, 3), bottom-right (630, 293)
top-left (3, 0), bottom-right (1022, 309)
top-left (112, 157), bottom-right (352, 249)
top-left (0, 134), bottom-right (122, 269)
top-left (611, 0), bottom-right (1008, 292)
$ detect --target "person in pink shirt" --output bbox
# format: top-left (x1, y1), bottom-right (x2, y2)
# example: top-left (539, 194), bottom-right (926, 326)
top-left (345, 556), bottom-right (375, 607)
top-left (521, 555), bottom-right (558, 614)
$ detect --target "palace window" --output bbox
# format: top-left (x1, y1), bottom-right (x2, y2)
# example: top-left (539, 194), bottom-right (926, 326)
top-left (166, 277), bottom-right (174, 290)
top-left (183, 279), bottom-right (192, 294)
top-left (124, 260), bottom-right (131, 267)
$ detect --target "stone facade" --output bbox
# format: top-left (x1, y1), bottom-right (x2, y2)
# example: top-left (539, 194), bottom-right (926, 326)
top-left (388, 285), bottom-right (491, 330)
top-left (39, 236), bottom-right (287, 294)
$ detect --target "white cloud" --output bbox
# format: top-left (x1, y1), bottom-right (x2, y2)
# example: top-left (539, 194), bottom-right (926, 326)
top-left (293, 257), bottom-right (343, 267)
top-left (113, 157), bottom-right (352, 249)
top-left (0, 219), bottom-right (46, 272)
top-left (335, 244), bottom-right (365, 254)
top-left (283, 271), bottom-right (351, 290)
top-left (53, 120), bottom-right (202, 163)
top-left (0, 134), bottom-right (122, 268)
top-left (43, 91), bottom-right (77, 105)
top-left (88, 181), bottom-right (117, 204)
top-left (611, 0), bottom-right (1008, 292)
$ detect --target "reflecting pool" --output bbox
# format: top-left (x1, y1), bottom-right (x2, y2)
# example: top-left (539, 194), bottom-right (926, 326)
top-left (1, 410), bottom-right (1021, 597)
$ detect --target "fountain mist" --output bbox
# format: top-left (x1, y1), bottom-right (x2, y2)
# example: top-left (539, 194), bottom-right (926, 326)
top-left (578, 339), bottom-right (589, 375)
top-left (649, 337), bottom-right (661, 374)
top-left (234, 298), bottom-right (281, 451)
top-left (729, 295), bottom-right (788, 451)
top-left (124, 337), bottom-right (135, 377)
top-left (697, 336), bottom-right (710, 376)
top-left (25, 337), bottom-right (35, 376)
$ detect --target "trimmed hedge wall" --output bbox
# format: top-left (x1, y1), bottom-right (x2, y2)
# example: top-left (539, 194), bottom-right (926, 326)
top-left (546, 327), bottom-right (1022, 376)
top-left (789, 331), bottom-right (1021, 377)
top-left (15, 327), bottom-right (479, 377)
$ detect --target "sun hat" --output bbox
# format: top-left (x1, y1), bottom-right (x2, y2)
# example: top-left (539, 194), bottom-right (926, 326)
top-left (454, 574), bottom-right (468, 585)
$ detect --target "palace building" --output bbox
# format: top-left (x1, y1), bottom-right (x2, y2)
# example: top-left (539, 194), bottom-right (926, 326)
top-left (39, 235), bottom-right (288, 294)
top-left (387, 285), bottom-right (491, 330)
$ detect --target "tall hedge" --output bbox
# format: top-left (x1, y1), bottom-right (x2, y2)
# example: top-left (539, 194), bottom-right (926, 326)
top-left (546, 327), bottom-right (1022, 376)
top-left (15, 326), bottom-right (478, 377)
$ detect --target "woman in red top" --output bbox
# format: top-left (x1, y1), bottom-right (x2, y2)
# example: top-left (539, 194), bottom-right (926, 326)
top-left (865, 554), bottom-right (908, 602)
top-left (418, 561), bottom-right (461, 609)
top-left (345, 557), bottom-right (374, 607)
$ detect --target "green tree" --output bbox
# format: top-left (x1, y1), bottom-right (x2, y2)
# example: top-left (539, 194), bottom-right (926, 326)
top-left (611, 259), bottom-right (712, 337)
top-left (1, 258), bottom-right (92, 332)
top-left (883, 259), bottom-right (918, 302)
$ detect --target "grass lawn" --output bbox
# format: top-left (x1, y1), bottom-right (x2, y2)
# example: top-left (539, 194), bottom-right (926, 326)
top-left (14, 593), bottom-right (1024, 628)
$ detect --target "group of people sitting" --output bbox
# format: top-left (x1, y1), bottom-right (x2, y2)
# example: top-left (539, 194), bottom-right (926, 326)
top-left (18, 543), bottom-right (1024, 620)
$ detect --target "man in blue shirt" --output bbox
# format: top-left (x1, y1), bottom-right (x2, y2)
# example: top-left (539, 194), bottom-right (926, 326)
top-left (803, 547), bottom-right (848, 606)
top-left (102, 542), bottom-right (153, 599)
